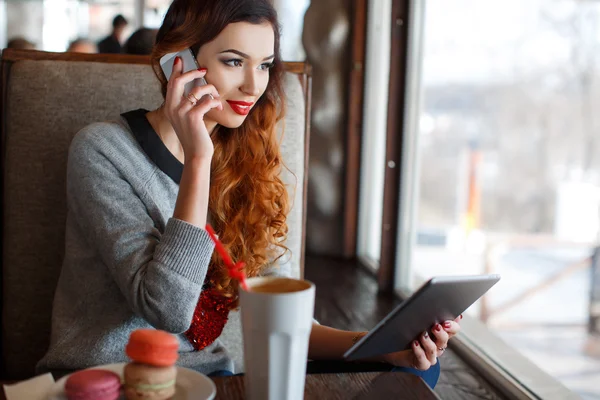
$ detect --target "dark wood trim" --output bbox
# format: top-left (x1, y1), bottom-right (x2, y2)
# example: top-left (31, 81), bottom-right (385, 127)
top-left (292, 64), bottom-right (312, 280)
top-left (378, 0), bottom-right (411, 292)
top-left (1, 49), bottom-right (152, 64)
top-left (299, 69), bottom-right (312, 280)
top-left (285, 61), bottom-right (311, 75)
top-left (0, 42), bottom-right (8, 381)
top-left (343, 0), bottom-right (369, 259)
top-left (289, 69), bottom-right (312, 280)
top-left (0, 49), bottom-right (309, 74)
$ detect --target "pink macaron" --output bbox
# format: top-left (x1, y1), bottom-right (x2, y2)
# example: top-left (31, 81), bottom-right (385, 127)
top-left (65, 369), bottom-right (122, 400)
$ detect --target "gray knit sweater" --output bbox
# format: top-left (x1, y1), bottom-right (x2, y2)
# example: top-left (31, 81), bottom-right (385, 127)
top-left (36, 114), bottom-right (286, 375)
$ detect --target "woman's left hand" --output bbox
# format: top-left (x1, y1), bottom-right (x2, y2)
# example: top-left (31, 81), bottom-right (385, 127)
top-left (377, 315), bottom-right (462, 370)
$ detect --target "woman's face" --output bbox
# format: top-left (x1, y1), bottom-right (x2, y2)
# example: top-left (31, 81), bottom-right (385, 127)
top-left (196, 22), bottom-right (275, 129)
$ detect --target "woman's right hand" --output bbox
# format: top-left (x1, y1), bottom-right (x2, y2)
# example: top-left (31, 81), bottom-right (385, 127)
top-left (163, 57), bottom-right (223, 160)
top-left (377, 316), bottom-right (462, 370)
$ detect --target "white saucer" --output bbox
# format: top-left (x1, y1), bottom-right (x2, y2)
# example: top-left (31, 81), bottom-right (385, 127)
top-left (46, 362), bottom-right (216, 400)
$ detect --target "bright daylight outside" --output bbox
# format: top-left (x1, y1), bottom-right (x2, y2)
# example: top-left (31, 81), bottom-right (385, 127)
top-left (414, 1), bottom-right (600, 398)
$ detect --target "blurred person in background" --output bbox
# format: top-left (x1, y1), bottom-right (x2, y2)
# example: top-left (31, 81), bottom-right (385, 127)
top-left (6, 37), bottom-right (35, 50)
top-left (67, 38), bottom-right (97, 54)
top-left (124, 28), bottom-right (158, 55)
top-left (97, 14), bottom-right (128, 53)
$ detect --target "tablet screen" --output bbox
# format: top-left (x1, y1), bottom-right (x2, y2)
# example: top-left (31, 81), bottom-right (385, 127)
top-left (343, 274), bottom-right (500, 360)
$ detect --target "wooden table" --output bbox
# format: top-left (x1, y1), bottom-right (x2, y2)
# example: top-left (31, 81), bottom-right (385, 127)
top-left (212, 372), bottom-right (440, 399)
top-left (1, 371), bottom-right (439, 399)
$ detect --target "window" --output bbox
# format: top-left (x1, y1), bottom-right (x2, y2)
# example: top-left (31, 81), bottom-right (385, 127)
top-left (4, 0), bottom-right (137, 52)
top-left (404, 0), bottom-right (600, 397)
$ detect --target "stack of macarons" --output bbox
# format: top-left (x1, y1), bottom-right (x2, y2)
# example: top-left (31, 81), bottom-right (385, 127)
top-left (124, 328), bottom-right (180, 400)
top-left (64, 369), bottom-right (122, 400)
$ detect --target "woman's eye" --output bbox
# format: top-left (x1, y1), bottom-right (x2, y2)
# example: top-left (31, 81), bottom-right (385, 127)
top-left (259, 62), bottom-right (275, 71)
top-left (223, 59), bottom-right (243, 67)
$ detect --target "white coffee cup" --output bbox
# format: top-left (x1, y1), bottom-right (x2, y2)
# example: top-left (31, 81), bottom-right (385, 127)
top-left (239, 276), bottom-right (315, 400)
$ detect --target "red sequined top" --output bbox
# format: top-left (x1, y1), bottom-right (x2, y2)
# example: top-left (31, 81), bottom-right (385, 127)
top-left (184, 277), bottom-right (237, 351)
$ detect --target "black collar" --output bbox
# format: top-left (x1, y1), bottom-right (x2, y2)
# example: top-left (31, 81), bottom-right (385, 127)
top-left (121, 109), bottom-right (183, 184)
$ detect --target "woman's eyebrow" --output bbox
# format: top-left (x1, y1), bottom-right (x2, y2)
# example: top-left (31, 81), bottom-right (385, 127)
top-left (219, 49), bottom-right (275, 61)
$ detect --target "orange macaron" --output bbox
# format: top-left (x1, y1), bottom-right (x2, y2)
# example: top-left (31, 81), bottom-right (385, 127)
top-left (125, 329), bottom-right (179, 367)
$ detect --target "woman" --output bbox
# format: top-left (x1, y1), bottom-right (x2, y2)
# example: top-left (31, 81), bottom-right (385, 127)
top-left (37, 0), bottom-right (460, 387)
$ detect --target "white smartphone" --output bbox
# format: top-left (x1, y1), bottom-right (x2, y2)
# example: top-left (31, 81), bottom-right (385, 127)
top-left (159, 48), bottom-right (208, 96)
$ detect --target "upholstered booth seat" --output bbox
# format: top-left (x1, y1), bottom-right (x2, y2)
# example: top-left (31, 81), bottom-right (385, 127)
top-left (0, 50), bottom-right (311, 379)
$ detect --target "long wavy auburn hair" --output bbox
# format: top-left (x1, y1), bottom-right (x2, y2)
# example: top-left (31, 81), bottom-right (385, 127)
top-left (150, 0), bottom-right (290, 300)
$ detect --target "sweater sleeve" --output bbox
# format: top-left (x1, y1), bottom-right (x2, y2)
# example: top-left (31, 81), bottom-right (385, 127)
top-left (66, 127), bottom-right (213, 333)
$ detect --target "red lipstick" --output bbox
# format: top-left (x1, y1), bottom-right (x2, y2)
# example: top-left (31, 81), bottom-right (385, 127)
top-left (226, 100), bottom-right (254, 116)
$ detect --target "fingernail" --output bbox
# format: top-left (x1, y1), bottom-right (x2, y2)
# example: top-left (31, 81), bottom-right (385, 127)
top-left (198, 68), bottom-right (207, 72)
top-left (174, 56), bottom-right (180, 66)
top-left (444, 322), bottom-right (451, 329)
top-left (423, 331), bottom-right (429, 338)
top-left (460, 314), bottom-right (463, 320)
top-left (414, 341), bottom-right (419, 347)
top-left (435, 324), bottom-right (442, 331)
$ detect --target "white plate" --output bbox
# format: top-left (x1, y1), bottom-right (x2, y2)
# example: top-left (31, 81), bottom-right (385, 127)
top-left (46, 362), bottom-right (216, 400)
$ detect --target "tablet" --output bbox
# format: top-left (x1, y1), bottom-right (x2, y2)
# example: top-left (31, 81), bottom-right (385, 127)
top-left (343, 274), bottom-right (500, 360)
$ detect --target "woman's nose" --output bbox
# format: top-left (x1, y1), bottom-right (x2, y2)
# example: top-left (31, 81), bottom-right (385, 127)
top-left (240, 71), bottom-right (261, 96)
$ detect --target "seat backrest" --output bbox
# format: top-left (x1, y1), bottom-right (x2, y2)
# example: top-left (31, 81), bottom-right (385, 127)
top-left (0, 49), bottom-right (311, 379)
